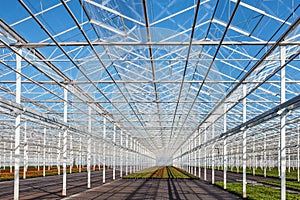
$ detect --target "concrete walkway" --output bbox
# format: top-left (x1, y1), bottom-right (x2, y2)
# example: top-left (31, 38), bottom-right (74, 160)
top-left (64, 179), bottom-right (241, 200)
top-left (0, 169), bottom-right (116, 200)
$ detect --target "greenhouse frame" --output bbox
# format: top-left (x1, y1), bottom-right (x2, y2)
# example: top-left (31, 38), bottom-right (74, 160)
top-left (0, 0), bottom-right (299, 199)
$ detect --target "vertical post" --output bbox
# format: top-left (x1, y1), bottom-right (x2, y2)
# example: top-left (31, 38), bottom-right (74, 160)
top-left (264, 133), bottom-right (267, 177)
top-left (242, 129), bottom-right (247, 198)
top-left (113, 124), bottom-right (116, 180)
top-left (98, 143), bottom-right (101, 171)
top-left (198, 129), bottom-right (201, 178)
top-left (3, 141), bottom-right (6, 170)
top-left (130, 137), bottom-right (133, 174)
top-left (253, 138), bottom-right (255, 176)
top-left (23, 122), bottom-right (27, 179)
top-left (87, 106), bottom-right (92, 188)
top-left (48, 137), bottom-right (51, 170)
top-left (236, 141), bottom-right (239, 173)
top-left (120, 130), bottom-right (123, 177)
top-left (280, 45), bottom-right (286, 200)
top-left (187, 139), bottom-right (191, 173)
top-left (242, 83), bottom-right (247, 198)
top-left (79, 137), bottom-right (82, 173)
top-left (194, 137), bottom-right (197, 175)
top-left (125, 133), bottom-right (128, 176)
top-left (212, 123), bottom-right (215, 184)
top-left (10, 135), bottom-right (13, 173)
top-left (37, 140), bottom-right (40, 171)
top-left (57, 133), bottom-right (61, 175)
top-left (288, 142), bottom-right (290, 173)
top-left (70, 135), bottom-right (73, 173)
top-left (62, 86), bottom-right (68, 196)
top-left (93, 141), bottom-right (95, 171)
top-left (297, 125), bottom-right (299, 182)
top-left (204, 123), bottom-right (207, 181)
top-left (223, 103), bottom-right (227, 190)
top-left (103, 117), bottom-right (106, 184)
top-left (14, 48), bottom-right (22, 200)
top-left (133, 139), bottom-right (136, 173)
top-left (43, 128), bottom-right (46, 177)
top-left (278, 137), bottom-right (281, 177)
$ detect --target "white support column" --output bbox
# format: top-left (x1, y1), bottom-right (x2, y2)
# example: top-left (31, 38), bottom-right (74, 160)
top-left (23, 122), bottom-right (28, 179)
top-left (194, 137), bottom-right (197, 176)
top-left (14, 48), bottom-right (22, 200)
top-left (43, 128), bottom-right (46, 177)
top-left (48, 136), bottom-right (51, 171)
top-left (264, 133), bottom-right (267, 177)
top-left (236, 141), bottom-right (239, 173)
top-left (188, 140), bottom-right (191, 173)
top-left (3, 141), bottom-right (6, 170)
top-left (70, 135), bottom-right (73, 173)
top-left (212, 123), bottom-right (215, 184)
top-left (133, 139), bottom-right (136, 173)
top-left (87, 136), bottom-right (91, 188)
top-left (10, 135), bottom-right (13, 173)
top-left (242, 83), bottom-right (247, 199)
top-left (297, 125), bottom-right (299, 182)
top-left (253, 138), bottom-right (255, 176)
top-left (79, 137), bottom-right (82, 173)
top-left (120, 130), bottom-right (123, 177)
top-left (288, 143), bottom-right (290, 173)
top-left (125, 133), bottom-right (128, 176)
top-left (98, 143), bottom-right (101, 171)
top-left (278, 138), bottom-right (281, 177)
top-left (130, 137), bottom-right (133, 174)
top-left (113, 124), bottom-right (116, 180)
top-left (103, 117), bottom-right (106, 184)
top-left (62, 86), bottom-right (68, 196)
top-left (280, 45), bottom-right (286, 200)
top-left (198, 128), bottom-right (201, 178)
top-left (57, 133), bottom-right (61, 175)
top-left (87, 106), bottom-right (92, 188)
top-left (223, 104), bottom-right (227, 190)
top-left (93, 141), bottom-right (95, 171)
top-left (37, 140), bottom-right (40, 171)
top-left (204, 123), bottom-right (207, 181)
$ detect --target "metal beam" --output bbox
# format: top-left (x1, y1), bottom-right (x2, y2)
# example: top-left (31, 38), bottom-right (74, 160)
top-left (1, 41), bottom-right (300, 48)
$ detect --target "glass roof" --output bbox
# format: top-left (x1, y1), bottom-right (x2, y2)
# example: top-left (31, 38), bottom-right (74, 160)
top-left (0, 0), bottom-right (299, 158)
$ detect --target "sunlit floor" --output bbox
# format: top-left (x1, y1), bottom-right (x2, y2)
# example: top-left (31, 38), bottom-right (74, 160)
top-left (63, 179), bottom-right (241, 200)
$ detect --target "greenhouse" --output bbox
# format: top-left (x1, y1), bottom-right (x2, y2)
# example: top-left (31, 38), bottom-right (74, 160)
top-left (0, 0), bottom-right (299, 199)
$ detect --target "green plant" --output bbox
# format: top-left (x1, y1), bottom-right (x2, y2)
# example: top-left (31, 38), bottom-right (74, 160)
top-left (215, 181), bottom-right (300, 200)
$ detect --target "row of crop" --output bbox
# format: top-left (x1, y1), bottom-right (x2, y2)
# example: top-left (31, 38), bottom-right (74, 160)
top-left (166, 166), bottom-right (188, 179)
top-left (122, 167), bottom-right (160, 179)
top-left (201, 166), bottom-right (298, 180)
top-left (0, 166), bottom-right (94, 181)
top-left (173, 166), bottom-right (198, 179)
top-left (215, 181), bottom-right (300, 200)
top-left (258, 180), bottom-right (300, 191)
top-left (123, 166), bottom-right (200, 179)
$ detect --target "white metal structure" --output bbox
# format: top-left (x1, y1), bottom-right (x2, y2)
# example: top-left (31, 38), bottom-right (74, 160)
top-left (0, 0), bottom-right (299, 199)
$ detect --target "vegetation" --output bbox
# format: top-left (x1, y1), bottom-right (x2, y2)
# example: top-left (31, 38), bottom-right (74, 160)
top-left (215, 181), bottom-right (300, 200)
top-left (258, 180), bottom-right (300, 192)
top-left (206, 166), bottom-right (298, 180)
top-left (0, 166), bottom-right (92, 181)
top-left (123, 166), bottom-right (198, 179)
top-left (122, 166), bottom-right (160, 179)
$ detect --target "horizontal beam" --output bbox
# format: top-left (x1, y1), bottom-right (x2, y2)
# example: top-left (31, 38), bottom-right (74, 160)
top-left (20, 99), bottom-right (279, 103)
top-left (1, 41), bottom-right (299, 48)
top-left (1, 80), bottom-right (299, 84)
